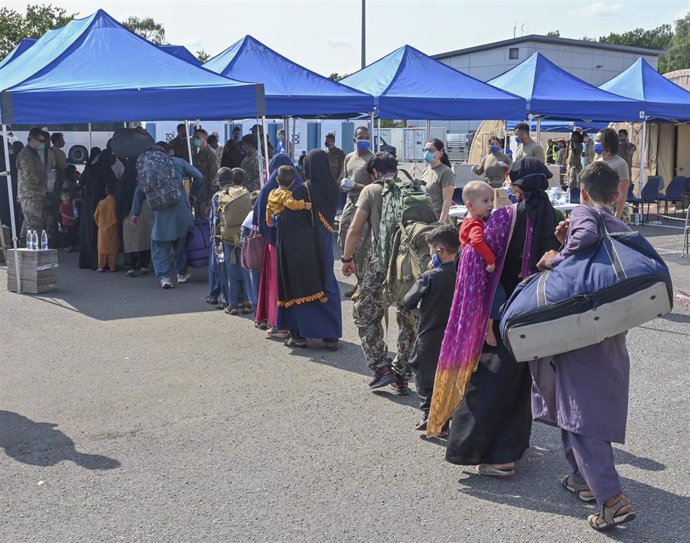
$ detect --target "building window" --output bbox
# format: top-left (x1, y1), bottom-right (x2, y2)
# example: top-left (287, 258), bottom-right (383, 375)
top-left (509, 47), bottom-right (519, 60)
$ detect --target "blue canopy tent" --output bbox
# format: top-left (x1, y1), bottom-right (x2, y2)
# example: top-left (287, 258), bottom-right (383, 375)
top-left (599, 58), bottom-right (690, 122)
top-left (0, 9), bottom-right (265, 292)
top-left (0, 38), bottom-right (37, 70)
top-left (0, 10), bottom-right (265, 124)
top-left (160, 45), bottom-right (202, 66)
top-left (340, 45), bottom-right (525, 120)
top-left (488, 52), bottom-right (644, 122)
top-left (203, 35), bottom-right (373, 117)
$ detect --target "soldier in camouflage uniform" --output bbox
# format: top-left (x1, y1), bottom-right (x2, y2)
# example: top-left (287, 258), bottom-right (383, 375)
top-left (342, 152), bottom-right (419, 394)
top-left (17, 128), bottom-right (49, 244)
top-left (240, 134), bottom-right (264, 192)
top-left (192, 128), bottom-right (220, 220)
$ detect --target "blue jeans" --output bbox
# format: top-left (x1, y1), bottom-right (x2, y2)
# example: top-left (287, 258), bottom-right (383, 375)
top-left (151, 238), bottom-right (187, 280)
top-left (223, 243), bottom-right (247, 306)
top-left (243, 268), bottom-right (260, 307)
top-left (208, 242), bottom-right (228, 305)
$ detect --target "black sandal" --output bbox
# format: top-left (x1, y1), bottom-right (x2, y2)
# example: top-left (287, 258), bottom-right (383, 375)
top-left (588, 495), bottom-right (636, 531)
top-left (284, 337), bottom-right (307, 348)
top-left (322, 339), bottom-right (339, 351)
top-left (561, 476), bottom-right (596, 503)
top-left (205, 296), bottom-right (218, 305)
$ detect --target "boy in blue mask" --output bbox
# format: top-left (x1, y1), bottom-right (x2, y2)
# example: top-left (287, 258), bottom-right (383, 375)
top-left (403, 224), bottom-right (459, 431)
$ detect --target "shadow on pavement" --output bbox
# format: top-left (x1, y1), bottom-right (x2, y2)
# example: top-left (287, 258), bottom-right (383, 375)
top-left (0, 410), bottom-right (121, 470)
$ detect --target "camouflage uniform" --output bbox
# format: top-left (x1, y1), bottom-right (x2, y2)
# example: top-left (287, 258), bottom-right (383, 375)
top-left (352, 256), bottom-right (419, 379)
top-left (326, 146), bottom-right (346, 184)
top-left (17, 146), bottom-right (48, 243)
top-left (240, 153), bottom-right (263, 193)
top-left (193, 145), bottom-right (220, 220)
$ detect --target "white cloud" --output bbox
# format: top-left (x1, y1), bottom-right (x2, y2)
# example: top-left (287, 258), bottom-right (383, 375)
top-left (325, 37), bottom-right (353, 49)
top-left (574, 2), bottom-right (624, 16)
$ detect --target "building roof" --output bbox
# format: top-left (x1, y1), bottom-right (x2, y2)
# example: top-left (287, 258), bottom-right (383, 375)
top-left (433, 34), bottom-right (666, 60)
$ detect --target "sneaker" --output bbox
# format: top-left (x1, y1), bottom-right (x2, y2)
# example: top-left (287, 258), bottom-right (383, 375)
top-left (125, 269), bottom-right (136, 278)
top-left (160, 277), bottom-right (173, 289)
top-left (391, 376), bottom-right (411, 396)
top-left (415, 418), bottom-right (429, 431)
top-left (177, 271), bottom-right (192, 284)
top-left (369, 367), bottom-right (395, 389)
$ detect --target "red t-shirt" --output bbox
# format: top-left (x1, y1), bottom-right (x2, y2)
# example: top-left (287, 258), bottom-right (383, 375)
top-left (59, 202), bottom-right (75, 226)
top-left (459, 217), bottom-right (495, 265)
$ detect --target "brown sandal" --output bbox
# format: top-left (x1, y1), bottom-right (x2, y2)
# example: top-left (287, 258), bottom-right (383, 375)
top-left (588, 495), bottom-right (636, 531)
top-left (561, 476), bottom-right (596, 503)
top-left (225, 305), bottom-right (239, 316)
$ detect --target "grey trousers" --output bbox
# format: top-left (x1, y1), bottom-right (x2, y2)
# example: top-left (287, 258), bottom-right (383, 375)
top-left (561, 430), bottom-right (622, 505)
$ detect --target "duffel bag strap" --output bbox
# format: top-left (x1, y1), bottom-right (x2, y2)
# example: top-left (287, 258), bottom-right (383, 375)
top-left (596, 210), bottom-right (626, 281)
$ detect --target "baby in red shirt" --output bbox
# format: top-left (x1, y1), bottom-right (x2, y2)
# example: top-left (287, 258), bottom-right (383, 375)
top-left (459, 180), bottom-right (495, 273)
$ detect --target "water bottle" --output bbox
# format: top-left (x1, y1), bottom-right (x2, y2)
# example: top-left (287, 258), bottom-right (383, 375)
top-left (564, 188), bottom-right (571, 204)
top-left (26, 229), bottom-right (34, 250)
top-left (32, 230), bottom-right (39, 251)
top-left (40, 230), bottom-right (48, 250)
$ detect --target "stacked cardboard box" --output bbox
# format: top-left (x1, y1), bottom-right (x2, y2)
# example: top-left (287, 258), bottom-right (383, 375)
top-left (6, 249), bottom-right (58, 294)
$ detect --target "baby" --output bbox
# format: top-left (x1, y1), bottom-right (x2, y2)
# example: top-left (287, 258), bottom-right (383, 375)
top-left (266, 165), bottom-right (311, 225)
top-left (460, 181), bottom-right (495, 273)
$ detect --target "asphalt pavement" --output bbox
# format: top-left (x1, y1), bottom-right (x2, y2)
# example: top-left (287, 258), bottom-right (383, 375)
top-left (1, 224), bottom-right (688, 542)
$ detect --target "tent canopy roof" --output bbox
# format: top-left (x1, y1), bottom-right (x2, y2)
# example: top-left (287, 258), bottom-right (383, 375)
top-left (489, 52), bottom-right (644, 122)
top-left (599, 58), bottom-right (690, 122)
top-left (0, 38), bottom-right (38, 70)
top-left (340, 45), bottom-right (526, 120)
top-left (159, 45), bottom-right (202, 66)
top-left (0, 10), bottom-right (264, 124)
top-left (203, 35), bottom-right (373, 116)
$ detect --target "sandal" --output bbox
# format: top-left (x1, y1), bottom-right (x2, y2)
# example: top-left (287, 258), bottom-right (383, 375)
top-left (588, 495), bottom-right (636, 531)
top-left (266, 328), bottom-right (290, 339)
top-left (242, 302), bottom-right (253, 314)
top-left (284, 337), bottom-right (307, 348)
top-left (255, 321), bottom-right (268, 330)
top-left (224, 305), bottom-right (239, 316)
top-left (205, 296), bottom-right (218, 305)
top-left (561, 475), bottom-right (596, 503)
top-left (476, 464), bottom-right (515, 477)
top-left (323, 339), bottom-right (339, 351)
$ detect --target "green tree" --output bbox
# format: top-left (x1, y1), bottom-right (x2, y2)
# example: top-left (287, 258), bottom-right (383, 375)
top-left (196, 49), bottom-right (211, 63)
top-left (123, 16), bottom-right (166, 45)
top-left (665, 13), bottom-right (690, 72)
top-left (328, 73), bottom-right (348, 81)
top-left (598, 24), bottom-right (674, 71)
top-left (0, 4), bottom-right (77, 58)
top-left (546, 30), bottom-right (560, 37)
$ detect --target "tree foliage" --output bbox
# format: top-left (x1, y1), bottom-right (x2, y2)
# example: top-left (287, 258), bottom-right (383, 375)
top-left (328, 73), bottom-right (347, 81)
top-left (196, 49), bottom-right (211, 63)
top-left (123, 16), bottom-right (166, 45)
top-left (0, 4), bottom-right (77, 58)
top-left (546, 30), bottom-right (560, 37)
top-left (665, 13), bottom-right (690, 73)
top-left (598, 23), bottom-right (674, 71)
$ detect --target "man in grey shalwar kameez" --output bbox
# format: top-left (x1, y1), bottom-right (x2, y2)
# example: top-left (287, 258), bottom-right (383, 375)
top-left (535, 162), bottom-right (636, 532)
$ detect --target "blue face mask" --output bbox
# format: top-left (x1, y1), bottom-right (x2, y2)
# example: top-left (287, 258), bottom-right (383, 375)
top-left (432, 253), bottom-right (441, 268)
top-left (593, 142), bottom-right (603, 155)
top-left (514, 136), bottom-right (522, 145)
top-left (193, 138), bottom-right (202, 148)
top-left (423, 150), bottom-right (435, 163)
top-left (490, 145), bottom-right (500, 153)
top-left (356, 140), bottom-right (370, 152)
top-left (37, 142), bottom-right (46, 151)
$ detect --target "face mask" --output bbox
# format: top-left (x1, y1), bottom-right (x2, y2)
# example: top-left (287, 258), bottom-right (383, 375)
top-left (423, 150), bottom-right (435, 163)
top-left (618, 136), bottom-right (627, 143)
top-left (514, 136), bottom-right (522, 145)
top-left (37, 142), bottom-right (46, 151)
top-left (431, 253), bottom-right (441, 268)
top-left (324, 141), bottom-right (331, 148)
top-left (593, 142), bottom-right (603, 155)
top-left (489, 145), bottom-right (500, 153)
top-left (356, 140), bottom-right (370, 152)
top-left (193, 138), bottom-right (201, 148)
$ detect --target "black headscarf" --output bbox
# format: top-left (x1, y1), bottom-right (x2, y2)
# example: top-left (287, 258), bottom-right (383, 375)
top-left (303, 149), bottom-right (339, 227)
top-left (508, 158), bottom-right (557, 273)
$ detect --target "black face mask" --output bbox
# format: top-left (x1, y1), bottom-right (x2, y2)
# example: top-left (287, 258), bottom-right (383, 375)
top-left (324, 141), bottom-right (331, 147)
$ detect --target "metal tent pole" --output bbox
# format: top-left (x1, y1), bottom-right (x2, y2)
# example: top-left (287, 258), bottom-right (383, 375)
top-left (503, 120), bottom-right (509, 153)
top-left (261, 115), bottom-right (270, 168)
top-left (88, 123), bottom-right (93, 149)
top-left (639, 114), bottom-right (647, 191)
top-left (377, 116), bottom-right (381, 153)
top-left (2, 123), bottom-right (22, 293)
top-left (185, 120), bottom-right (193, 163)
top-left (256, 116), bottom-right (265, 188)
top-left (425, 120), bottom-right (431, 144)
top-left (536, 117), bottom-right (542, 145)
top-left (370, 111), bottom-right (375, 148)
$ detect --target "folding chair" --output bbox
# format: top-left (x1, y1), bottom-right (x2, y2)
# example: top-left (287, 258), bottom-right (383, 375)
top-left (657, 176), bottom-right (687, 216)
top-left (640, 176), bottom-right (663, 221)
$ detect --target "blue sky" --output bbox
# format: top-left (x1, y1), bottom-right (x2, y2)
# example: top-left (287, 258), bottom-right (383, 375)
top-left (7, 0), bottom-right (689, 75)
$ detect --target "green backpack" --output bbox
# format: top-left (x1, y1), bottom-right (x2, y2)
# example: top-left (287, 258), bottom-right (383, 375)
top-left (378, 170), bottom-right (438, 306)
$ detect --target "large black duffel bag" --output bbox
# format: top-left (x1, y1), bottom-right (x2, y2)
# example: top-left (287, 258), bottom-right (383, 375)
top-left (500, 210), bottom-right (673, 362)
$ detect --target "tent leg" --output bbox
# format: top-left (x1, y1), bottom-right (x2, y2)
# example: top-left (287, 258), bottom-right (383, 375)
top-left (503, 120), bottom-right (508, 153)
top-left (639, 118), bottom-right (647, 193)
top-left (425, 120), bottom-right (431, 144)
top-left (88, 123), bottom-right (93, 149)
top-left (185, 120), bottom-right (193, 163)
top-left (370, 111), bottom-right (375, 149)
top-left (377, 116), bottom-right (381, 153)
top-left (256, 116), bottom-right (265, 189)
top-left (262, 115), bottom-right (270, 169)
top-left (536, 117), bottom-right (542, 146)
top-left (2, 123), bottom-right (22, 293)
